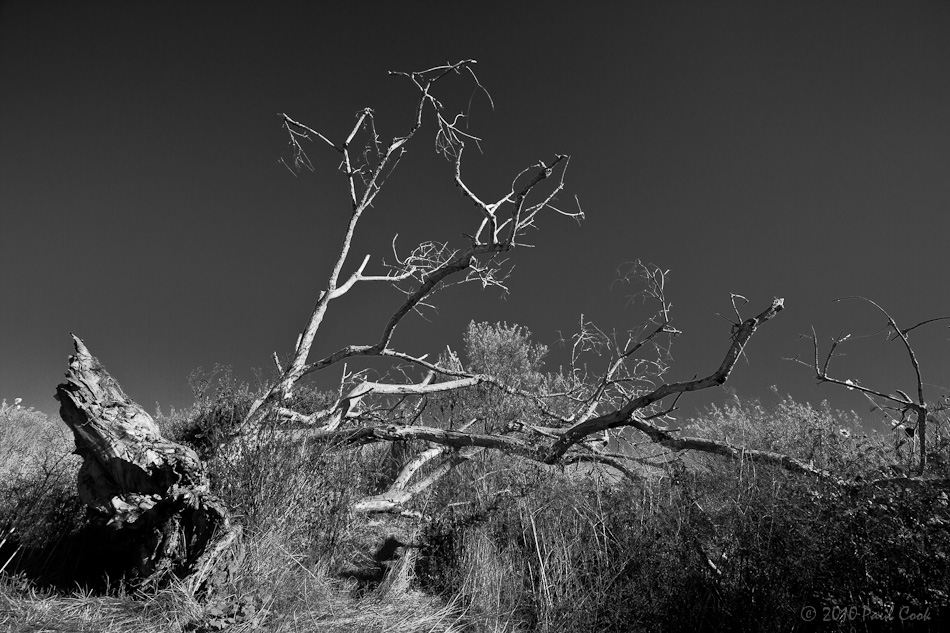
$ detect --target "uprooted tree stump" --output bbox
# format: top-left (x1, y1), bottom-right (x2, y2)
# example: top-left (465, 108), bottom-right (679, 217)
top-left (55, 335), bottom-right (242, 595)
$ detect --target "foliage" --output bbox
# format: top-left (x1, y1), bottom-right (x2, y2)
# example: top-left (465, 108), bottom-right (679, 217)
top-left (5, 332), bottom-right (950, 631)
top-left (407, 321), bottom-right (551, 436)
top-left (413, 388), bottom-right (950, 632)
top-left (0, 402), bottom-right (90, 587)
top-left (687, 388), bottom-right (890, 477)
top-left (463, 322), bottom-right (548, 389)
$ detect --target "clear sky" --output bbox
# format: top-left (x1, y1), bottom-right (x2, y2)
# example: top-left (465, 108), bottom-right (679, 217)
top-left (2, 1), bottom-right (949, 428)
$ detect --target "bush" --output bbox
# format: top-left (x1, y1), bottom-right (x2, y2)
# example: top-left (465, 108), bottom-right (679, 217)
top-left (0, 401), bottom-right (92, 587)
top-left (414, 392), bottom-right (950, 631)
top-left (6, 372), bottom-right (949, 631)
top-left (162, 372), bottom-right (400, 580)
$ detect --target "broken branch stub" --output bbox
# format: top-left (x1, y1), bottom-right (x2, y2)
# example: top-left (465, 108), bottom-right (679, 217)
top-left (55, 335), bottom-right (242, 595)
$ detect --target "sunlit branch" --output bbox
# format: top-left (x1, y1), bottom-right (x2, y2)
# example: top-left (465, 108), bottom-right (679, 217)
top-left (544, 298), bottom-right (784, 462)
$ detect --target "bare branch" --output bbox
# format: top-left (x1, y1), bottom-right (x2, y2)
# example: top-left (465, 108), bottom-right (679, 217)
top-left (281, 113), bottom-right (338, 152)
top-left (834, 297), bottom-right (926, 406)
top-left (544, 298), bottom-right (785, 462)
top-left (302, 424), bottom-right (540, 461)
top-left (893, 316), bottom-right (950, 338)
top-left (561, 453), bottom-right (644, 483)
top-left (376, 243), bottom-right (510, 349)
top-left (802, 297), bottom-right (944, 475)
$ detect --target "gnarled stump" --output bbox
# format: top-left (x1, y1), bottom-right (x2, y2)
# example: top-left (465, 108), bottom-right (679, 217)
top-left (55, 335), bottom-right (242, 595)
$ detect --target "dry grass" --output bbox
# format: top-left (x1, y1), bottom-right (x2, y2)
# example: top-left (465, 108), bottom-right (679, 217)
top-left (0, 578), bottom-right (201, 633)
top-left (0, 522), bottom-right (467, 633)
top-left (3, 389), bottom-right (949, 632)
top-left (0, 576), bottom-right (466, 633)
top-left (223, 527), bottom-right (467, 633)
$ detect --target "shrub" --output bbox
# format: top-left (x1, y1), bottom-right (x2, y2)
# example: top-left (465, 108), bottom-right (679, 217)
top-left (0, 401), bottom-right (90, 587)
top-left (415, 392), bottom-right (950, 631)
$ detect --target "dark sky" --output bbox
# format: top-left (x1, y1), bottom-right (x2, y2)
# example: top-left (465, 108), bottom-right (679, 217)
top-left (2, 1), bottom-right (949, 428)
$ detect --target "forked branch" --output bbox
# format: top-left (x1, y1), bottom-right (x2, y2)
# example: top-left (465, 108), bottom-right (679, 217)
top-left (236, 60), bottom-right (579, 438)
top-left (794, 297), bottom-right (950, 475)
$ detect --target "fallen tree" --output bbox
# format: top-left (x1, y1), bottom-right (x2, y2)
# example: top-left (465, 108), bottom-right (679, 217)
top-left (57, 60), bottom-right (804, 589)
top-left (228, 61), bottom-right (792, 508)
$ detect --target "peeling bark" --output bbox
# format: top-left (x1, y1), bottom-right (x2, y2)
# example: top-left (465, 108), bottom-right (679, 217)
top-left (55, 335), bottom-right (242, 595)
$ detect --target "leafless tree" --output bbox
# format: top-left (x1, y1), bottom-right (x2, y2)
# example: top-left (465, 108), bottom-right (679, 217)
top-left (221, 60), bottom-right (797, 513)
top-left (56, 60), bottom-right (798, 590)
top-left (792, 297), bottom-right (950, 476)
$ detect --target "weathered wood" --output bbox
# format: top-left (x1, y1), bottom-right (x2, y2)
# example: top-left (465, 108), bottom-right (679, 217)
top-left (55, 335), bottom-right (242, 595)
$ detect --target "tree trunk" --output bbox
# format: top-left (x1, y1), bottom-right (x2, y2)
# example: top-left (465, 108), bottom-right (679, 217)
top-left (55, 335), bottom-right (242, 595)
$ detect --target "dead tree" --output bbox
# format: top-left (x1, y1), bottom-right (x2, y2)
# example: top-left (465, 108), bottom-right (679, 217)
top-left (58, 61), bottom-right (798, 587)
top-left (794, 297), bottom-right (950, 476)
top-left (220, 59), bottom-right (797, 517)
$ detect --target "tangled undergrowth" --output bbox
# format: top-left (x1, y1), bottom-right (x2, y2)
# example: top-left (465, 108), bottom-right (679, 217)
top-left (2, 379), bottom-right (949, 632)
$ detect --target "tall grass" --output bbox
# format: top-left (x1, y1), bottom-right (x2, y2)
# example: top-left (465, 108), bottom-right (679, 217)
top-left (413, 395), bottom-right (950, 632)
top-left (2, 383), bottom-right (948, 631)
